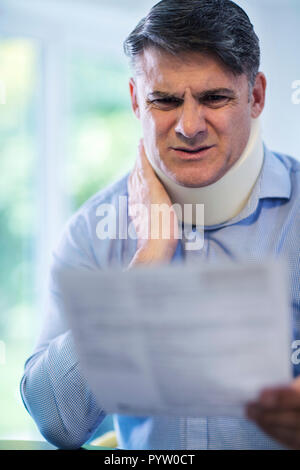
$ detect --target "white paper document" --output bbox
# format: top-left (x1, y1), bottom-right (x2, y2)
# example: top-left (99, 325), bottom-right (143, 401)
top-left (55, 259), bottom-right (293, 417)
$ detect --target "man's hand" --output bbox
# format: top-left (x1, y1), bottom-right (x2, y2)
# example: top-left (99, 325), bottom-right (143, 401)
top-left (127, 140), bottom-right (178, 267)
top-left (246, 376), bottom-right (300, 449)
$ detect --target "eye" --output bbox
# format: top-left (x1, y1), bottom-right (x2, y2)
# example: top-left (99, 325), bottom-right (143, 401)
top-left (148, 98), bottom-right (181, 110)
top-left (203, 95), bottom-right (231, 108)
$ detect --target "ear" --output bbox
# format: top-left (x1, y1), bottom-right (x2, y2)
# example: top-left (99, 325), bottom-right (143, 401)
top-left (129, 77), bottom-right (140, 119)
top-left (250, 72), bottom-right (267, 118)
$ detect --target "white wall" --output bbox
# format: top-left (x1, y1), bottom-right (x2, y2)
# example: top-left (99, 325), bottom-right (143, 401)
top-left (232, 0), bottom-right (300, 159)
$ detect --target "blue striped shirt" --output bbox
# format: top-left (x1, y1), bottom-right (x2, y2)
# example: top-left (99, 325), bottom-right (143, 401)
top-left (21, 145), bottom-right (300, 449)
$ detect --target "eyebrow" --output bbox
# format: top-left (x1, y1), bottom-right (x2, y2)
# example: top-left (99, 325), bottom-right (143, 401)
top-left (147, 88), bottom-right (236, 100)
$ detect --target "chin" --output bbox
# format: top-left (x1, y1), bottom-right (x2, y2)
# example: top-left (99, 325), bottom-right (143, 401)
top-left (173, 178), bottom-right (209, 188)
top-left (161, 157), bottom-right (228, 188)
top-left (170, 170), bottom-right (224, 188)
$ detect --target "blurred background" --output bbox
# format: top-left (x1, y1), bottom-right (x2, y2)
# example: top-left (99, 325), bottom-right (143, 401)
top-left (0, 0), bottom-right (299, 441)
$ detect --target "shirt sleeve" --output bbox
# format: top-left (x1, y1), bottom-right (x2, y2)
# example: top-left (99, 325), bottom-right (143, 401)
top-left (20, 211), bottom-right (106, 449)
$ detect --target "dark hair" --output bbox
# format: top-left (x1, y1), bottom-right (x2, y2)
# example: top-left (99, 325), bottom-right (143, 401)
top-left (123, 0), bottom-right (260, 86)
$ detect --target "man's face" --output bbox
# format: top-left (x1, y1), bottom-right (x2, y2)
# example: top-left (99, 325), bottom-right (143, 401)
top-left (130, 48), bottom-right (265, 187)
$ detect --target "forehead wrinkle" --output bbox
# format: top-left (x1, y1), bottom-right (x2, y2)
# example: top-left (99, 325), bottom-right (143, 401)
top-left (148, 87), bottom-right (237, 101)
top-left (136, 49), bottom-right (247, 101)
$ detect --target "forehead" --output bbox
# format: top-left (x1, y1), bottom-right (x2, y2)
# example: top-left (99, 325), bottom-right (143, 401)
top-left (135, 47), bottom-right (246, 94)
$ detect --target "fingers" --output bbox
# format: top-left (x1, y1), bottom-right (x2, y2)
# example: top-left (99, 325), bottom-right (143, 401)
top-left (246, 381), bottom-right (300, 449)
top-left (136, 139), bottom-right (156, 177)
top-left (247, 404), bottom-right (300, 429)
top-left (129, 139), bottom-right (171, 204)
top-left (255, 423), bottom-right (300, 449)
top-left (246, 403), bottom-right (300, 449)
top-left (128, 140), bottom-right (147, 195)
top-left (255, 384), bottom-right (300, 410)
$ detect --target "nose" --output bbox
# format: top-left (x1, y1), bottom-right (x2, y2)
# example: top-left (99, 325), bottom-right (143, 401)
top-left (174, 96), bottom-right (207, 140)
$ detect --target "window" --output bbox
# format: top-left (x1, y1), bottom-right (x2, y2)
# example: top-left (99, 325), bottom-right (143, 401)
top-left (0, 11), bottom-right (141, 443)
top-left (0, 39), bottom-right (41, 439)
top-left (67, 51), bottom-right (139, 210)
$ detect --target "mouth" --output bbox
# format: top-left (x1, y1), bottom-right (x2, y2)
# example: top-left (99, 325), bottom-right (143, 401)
top-left (171, 145), bottom-right (215, 160)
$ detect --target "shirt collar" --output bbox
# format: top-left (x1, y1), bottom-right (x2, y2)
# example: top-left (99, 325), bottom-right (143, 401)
top-left (258, 145), bottom-right (291, 200)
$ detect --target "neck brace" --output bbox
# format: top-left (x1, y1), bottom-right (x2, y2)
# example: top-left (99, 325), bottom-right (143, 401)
top-left (148, 118), bottom-right (264, 226)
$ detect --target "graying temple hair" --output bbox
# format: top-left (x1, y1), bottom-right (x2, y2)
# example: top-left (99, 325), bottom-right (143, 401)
top-left (123, 0), bottom-right (260, 87)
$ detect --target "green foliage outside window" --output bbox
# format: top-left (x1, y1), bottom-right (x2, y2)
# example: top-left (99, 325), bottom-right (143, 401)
top-left (0, 40), bottom-right (140, 440)
top-left (67, 53), bottom-right (140, 210)
top-left (0, 40), bottom-right (40, 439)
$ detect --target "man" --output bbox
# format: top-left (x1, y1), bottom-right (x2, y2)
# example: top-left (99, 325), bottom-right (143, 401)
top-left (21, 0), bottom-right (300, 450)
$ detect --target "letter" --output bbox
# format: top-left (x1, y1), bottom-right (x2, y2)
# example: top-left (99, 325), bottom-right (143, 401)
top-left (291, 340), bottom-right (300, 365)
top-left (188, 455), bottom-right (195, 464)
top-left (180, 455), bottom-right (188, 464)
top-left (96, 203), bottom-right (117, 240)
top-left (104, 456), bottom-right (111, 464)
top-left (128, 203), bottom-right (149, 240)
top-left (292, 80), bottom-right (300, 105)
top-left (183, 203), bottom-right (205, 251)
top-left (150, 203), bottom-right (180, 240)
top-left (148, 455), bottom-right (156, 464)
top-left (173, 203), bottom-right (183, 240)
top-left (118, 196), bottom-right (128, 239)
